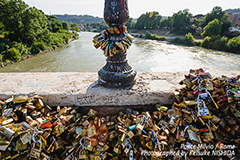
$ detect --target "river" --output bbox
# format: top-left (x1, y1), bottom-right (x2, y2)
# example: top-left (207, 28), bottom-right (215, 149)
top-left (0, 32), bottom-right (240, 72)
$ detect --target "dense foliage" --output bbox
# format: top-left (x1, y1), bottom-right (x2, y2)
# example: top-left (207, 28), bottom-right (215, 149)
top-left (135, 12), bottom-right (162, 29)
top-left (170, 33), bottom-right (195, 46)
top-left (145, 32), bottom-right (166, 41)
top-left (171, 9), bottom-right (192, 33)
top-left (202, 35), bottom-right (240, 53)
top-left (201, 19), bottom-right (223, 37)
top-left (0, 0), bottom-right (79, 64)
top-left (200, 6), bottom-right (229, 28)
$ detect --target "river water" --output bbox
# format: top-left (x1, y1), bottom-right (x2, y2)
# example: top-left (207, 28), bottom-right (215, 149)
top-left (0, 32), bottom-right (240, 72)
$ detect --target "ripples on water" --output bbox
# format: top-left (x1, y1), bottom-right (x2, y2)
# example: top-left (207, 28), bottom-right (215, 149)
top-left (0, 32), bottom-right (240, 72)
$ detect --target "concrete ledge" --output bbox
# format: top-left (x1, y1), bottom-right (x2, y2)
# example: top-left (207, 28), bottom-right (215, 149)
top-left (0, 71), bottom-right (240, 107)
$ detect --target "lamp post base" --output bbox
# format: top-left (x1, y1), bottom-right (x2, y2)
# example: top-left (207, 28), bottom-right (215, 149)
top-left (98, 52), bottom-right (137, 88)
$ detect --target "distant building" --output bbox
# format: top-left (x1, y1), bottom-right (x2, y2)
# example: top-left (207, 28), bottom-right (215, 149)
top-left (228, 13), bottom-right (240, 27)
top-left (78, 24), bottom-right (85, 29)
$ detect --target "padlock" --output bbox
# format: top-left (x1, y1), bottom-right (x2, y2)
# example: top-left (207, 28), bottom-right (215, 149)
top-left (54, 122), bottom-right (65, 137)
top-left (230, 107), bottom-right (240, 118)
top-left (0, 126), bottom-right (15, 139)
top-left (187, 130), bottom-right (200, 143)
top-left (41, 152), bottom-right (50, 160)
top-left (205, 80), bottom-right (214, 91)
top-left (113, 145), bottom-right (121, 154)
top-left (30, 140), bottom-right (42, 159)
top-left (124, 146), bottom-right (130, 154)
top-left (199, 93), bottom-right (210, 100)
top-left (128, 131), bottom-right (135, 139)
top-left (136, 124), bottom-right (144, 131)
top-left (20, 131), bottom-right (31, 145)
top-left (13, 139), bottom-right (28, 151)
top-left (183, 78), bottom-right (192, 88)
top-left (86, 143), bottom-right (93, 152)
top-left (227, 90), bottom-right (235, 103)
top-left (120, 133), bottom-right (126, 142)
top-left (88, 109), bottom-right (98, 117)
top-left (146, 141), bottom-right (153, 150)
top-left (183, 100), bottom-right (196, 106)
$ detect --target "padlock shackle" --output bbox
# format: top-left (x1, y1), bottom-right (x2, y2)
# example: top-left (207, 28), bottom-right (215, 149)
top-left (32, 140), bottom-right (42, 150)
top-left (0, 126), bottom-right (7, 130)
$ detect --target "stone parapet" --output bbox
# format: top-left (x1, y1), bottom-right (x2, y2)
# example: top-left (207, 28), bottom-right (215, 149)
top-left (0, 71), bottom-right (240, 107)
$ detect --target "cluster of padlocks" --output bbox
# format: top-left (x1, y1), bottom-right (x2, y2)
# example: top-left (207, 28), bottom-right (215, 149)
top-left (92, 26), bottom-right (134, 57)
top-left (0, 68), bottom-right (240, 160)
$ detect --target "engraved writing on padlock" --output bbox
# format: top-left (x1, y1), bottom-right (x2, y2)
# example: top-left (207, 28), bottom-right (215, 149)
top-left (20, 132), bottom-right (31, 145)
top-left (30, 140), bottom-right (42, 159)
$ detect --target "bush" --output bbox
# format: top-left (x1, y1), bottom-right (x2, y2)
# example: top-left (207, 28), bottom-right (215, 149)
top-left (33, 42), bottom-right (47, 51)
top-left (30, 45), bottom-right (41, 54)
top-left (145, 31), bottom-right (166, 41)
top-left (170, 33), bottom-right (195, 46)
top-left (202, 35), bottom-right (231, 51)
top-left (212, 36), bottom-right (228, 51)
top-left (170, 37), bottom-right (183, 44)
top-left (7, 47), bottom-right (21, 61)
top-left (183, 33), bottom-right (195, 45)
top-left (227, 37), bottom-right (240, 53)
top-left (0, 54), bottom-right (3, 62)
top-left (202, 36), bottom-right (212, 48)
top-left (72, 31), bottom-right (79, 40)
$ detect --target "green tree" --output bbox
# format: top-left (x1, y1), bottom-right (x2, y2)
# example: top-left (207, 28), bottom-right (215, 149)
top-left (221, 21), bottom-right (232, 33)
top-left (0, 22), bottom-right (4, 34)
top-left (160, 17), bottom-right (172, 28)
top-left (171, 9), bottom-right (192, 32)
top-left (62, 22), bottom-right (69, 30)
top-left (71, 23), bottom-right (80, 32)
top-left (0, 0), bottom-right (28, 41)
top-left (135, 11), bottom-right (162, 29)
top-left (21, 7), bottom-right (49, 44)
top-left (201, 19), bottom-right (222, 37)
top-left (46, 15), bottom-right (57, 22)
top-left (51, 20), bottom-right (63, 33)
top-left (125, 18), bottom-right (134, 29)
top-left (200, 6), bottom-right (229, 28)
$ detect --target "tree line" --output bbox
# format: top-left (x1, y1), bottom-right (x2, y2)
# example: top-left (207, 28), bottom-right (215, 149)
top-left (87, 6), bottom-right (232, 35)
top-left (0, 0), bottom-right (80, 65)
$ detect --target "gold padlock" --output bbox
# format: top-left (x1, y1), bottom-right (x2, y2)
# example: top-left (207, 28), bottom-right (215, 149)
top-left (128, 131), bottom-right (135, 139)
top-left (30, 140), bottom-right (42, 159)
top-left (20, 131), bottom-right (31, 145)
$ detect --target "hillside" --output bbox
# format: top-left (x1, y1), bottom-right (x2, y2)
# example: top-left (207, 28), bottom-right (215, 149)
top-left (54, 14), bottom-right (104, 24)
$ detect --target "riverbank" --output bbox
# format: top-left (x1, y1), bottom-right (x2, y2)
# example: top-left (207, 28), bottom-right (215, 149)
top-left (0, 37), bottom-right (76, 68)
top-left (129, 29), bottom-right (240, 53)
top-left (129, 29), bottom-right (203, 42)
top-left (1, 32), bottom-right (240, 73)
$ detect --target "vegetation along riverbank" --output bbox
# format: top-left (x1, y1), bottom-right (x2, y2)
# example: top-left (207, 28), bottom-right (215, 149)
top-left (0, 0), bottom-right (80, 67)
top-left (85, 6), bottom-right (240, 54)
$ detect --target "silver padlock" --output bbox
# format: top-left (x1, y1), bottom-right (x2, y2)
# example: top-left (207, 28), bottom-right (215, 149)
top-left (0, 126), bottom-right (15, 139)
top-left (30, 140), bottom-right (42, 159)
